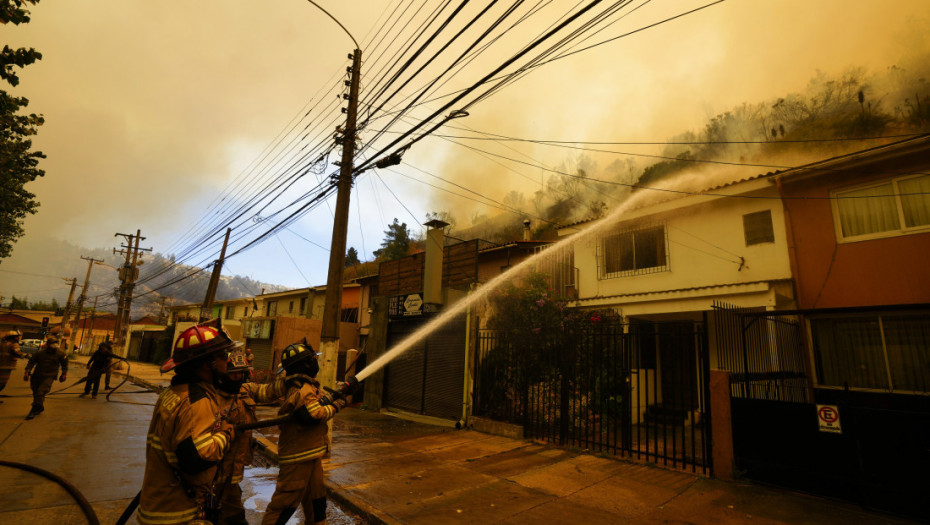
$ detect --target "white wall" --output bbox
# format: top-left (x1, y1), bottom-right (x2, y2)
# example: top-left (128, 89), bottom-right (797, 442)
top-left (570, 182), bottom-right (792, 313)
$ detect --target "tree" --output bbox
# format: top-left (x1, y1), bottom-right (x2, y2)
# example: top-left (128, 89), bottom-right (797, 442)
top-left (372, 218), bottom-right (411, 261)
top-left (345, 246), bottom-right (360, 267)
top-left (1, 0), bottom-right (45, 260)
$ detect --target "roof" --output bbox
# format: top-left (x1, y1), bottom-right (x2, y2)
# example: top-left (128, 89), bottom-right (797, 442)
top-left (478, 240), bottom-right (554, 255)
top-left (561, 134), bottom-right (930, 230)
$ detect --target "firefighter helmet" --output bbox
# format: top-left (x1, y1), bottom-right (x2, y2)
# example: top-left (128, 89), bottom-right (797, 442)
top-left (161, 322), bottom-right (237, 373)
top-left (277, 342), bottom-right (320, 374)
top-left (227, 348), bottom-right (252, 373)
top-left (2, 329), bottom-right (22, 341)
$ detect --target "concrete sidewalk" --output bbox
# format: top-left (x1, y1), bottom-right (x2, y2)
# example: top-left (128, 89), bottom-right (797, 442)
top-left (321, 409), bottom-right (916, 525)
top-left (24, 357), bottom-right (917, 525)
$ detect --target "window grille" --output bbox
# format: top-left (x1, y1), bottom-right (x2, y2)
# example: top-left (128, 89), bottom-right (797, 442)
top-left (600, 224), bottom-right (668, 278)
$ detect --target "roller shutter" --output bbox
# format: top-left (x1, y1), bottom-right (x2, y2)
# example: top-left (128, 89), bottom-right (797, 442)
top-left (384, 314), bottom-right (466, 421)
top-left (246, 338), bottom-right (274, 370)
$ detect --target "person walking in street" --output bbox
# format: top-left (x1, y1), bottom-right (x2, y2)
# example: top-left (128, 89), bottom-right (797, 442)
top-left (261, 342), bottom-right (348, 525)
top-left (136, 321), bottom-right (239, 525)
top-left (0, 330), bottom-right (27, 402)
top-left (23, 335), bottom-right (68, 420)
top-left (214, 349), bottom-right (287, 525)
top-left (80, 341), bottom-right (114, 399)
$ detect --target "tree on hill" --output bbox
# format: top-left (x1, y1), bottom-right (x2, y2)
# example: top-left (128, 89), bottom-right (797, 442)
top-left (0, 0), bottom-right (45, 260)
top-left (372, 218), bottom-right (411, 261)
top-left (345, 247), bottom-right (360, 267)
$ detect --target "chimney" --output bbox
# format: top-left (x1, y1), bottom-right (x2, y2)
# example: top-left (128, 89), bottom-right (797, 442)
top-left (423, 219), bottom-right (448, 305)
top-left (523, 219), bottom-right (531, 241)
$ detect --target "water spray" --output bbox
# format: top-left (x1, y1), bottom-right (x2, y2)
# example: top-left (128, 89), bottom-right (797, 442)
top-left (355, 187), bottom-right (659, 382)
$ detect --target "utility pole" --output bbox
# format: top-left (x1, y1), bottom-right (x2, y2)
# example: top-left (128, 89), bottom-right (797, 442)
top-left (80, 296), bottom-right (98, 350)
top-left (201, 228), bottom-right (231, 322)
top-left (113, 230), bottom-right (151, 350)
top-left (320, 48), bottom-right (362, 391)
top-left (69, 256), bottom-right (103, 353)
top-left (58, 277), bottom-right (78, 342)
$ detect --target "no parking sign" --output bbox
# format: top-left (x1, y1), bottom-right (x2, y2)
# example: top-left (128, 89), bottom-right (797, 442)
top-left (817, 404), bottom-right (842, 434)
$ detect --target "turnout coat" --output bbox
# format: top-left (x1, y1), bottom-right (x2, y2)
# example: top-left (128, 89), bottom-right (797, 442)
top-left (138, 381), bottom-right (235, 525)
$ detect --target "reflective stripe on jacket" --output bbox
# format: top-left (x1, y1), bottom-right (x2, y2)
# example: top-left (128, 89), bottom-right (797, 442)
top-left (277, 376), bottom-right (341, 465)
top-left (138, 381), bottom-right (234, 525)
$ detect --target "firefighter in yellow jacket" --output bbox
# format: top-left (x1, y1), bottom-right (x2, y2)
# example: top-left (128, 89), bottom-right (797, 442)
top-left (214, 349), bottom-right (287, 525)
top-left (0, 330), bottom-right (27, 400)
top-left (261, 342), bottom-right (347, 525)
top-left (137, 322), bottom-right (239, 525)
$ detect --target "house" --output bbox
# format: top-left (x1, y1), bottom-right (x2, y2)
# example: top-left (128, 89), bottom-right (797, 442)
top-left (364, 220), bottom-right (555, 425)
top-left (740, 135), bottom-right (930, 518)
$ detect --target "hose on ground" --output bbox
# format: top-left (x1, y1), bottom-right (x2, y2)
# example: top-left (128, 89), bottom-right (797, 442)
top-left (0, 460), bottom-right (101, 525)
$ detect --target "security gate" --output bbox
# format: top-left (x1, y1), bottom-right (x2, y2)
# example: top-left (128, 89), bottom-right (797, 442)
top-left (475, 319), bottom-right (710, 474)
top-left (714, 302), bottom-right (930, 521)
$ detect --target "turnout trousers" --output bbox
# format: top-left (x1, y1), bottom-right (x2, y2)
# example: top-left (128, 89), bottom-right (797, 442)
top-left (260, 458), bottom-right (325, 525)
top-left (30, 375), bottom-right (55, 412)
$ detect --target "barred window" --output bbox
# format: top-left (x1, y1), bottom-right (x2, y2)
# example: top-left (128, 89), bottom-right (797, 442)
top-left (601, 225), bottom-right (667, 278)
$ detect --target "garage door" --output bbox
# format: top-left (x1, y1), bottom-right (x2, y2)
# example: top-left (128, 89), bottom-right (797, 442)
top-left (384, 314), bottom-right (466, 421)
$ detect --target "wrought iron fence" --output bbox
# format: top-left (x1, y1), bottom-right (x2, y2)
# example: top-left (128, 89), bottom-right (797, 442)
top-left (475, 319), bottom-right (709, 474)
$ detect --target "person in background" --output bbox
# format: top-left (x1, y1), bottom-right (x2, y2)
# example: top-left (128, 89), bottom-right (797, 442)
top-left (0, 330), bottom-right (27, 402)
top-left (23, 335), bottom-right (68, 420)
top-left (80, 341), bottom-right (114, 399)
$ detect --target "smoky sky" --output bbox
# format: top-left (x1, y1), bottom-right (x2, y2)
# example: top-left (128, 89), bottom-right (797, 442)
top-left (3, 0), bottom-right (927, 291)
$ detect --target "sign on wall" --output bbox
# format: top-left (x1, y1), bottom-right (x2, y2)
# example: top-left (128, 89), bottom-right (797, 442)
top-left (389, 293), bottom-right (440, 318)
top-left (816, 404), bottom-right (842, 434)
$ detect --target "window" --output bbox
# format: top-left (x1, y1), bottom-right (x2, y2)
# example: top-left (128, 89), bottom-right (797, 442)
top-left (300, 297), bottom-right (307, 314)
top-left (288, 301), bottom-right (294, 313)
top-left (601, 225), bottom-right (667, 278)
top-left (225, 306), bottom-right (235, 320)
top-left (266, 301), bottom-right (277, 317)
top-left (743, 210), bottom-right (775, 245)
top-left (833, 174), bottom-right (930, 241)
top-left (810, 312), bottom-right (930, 393)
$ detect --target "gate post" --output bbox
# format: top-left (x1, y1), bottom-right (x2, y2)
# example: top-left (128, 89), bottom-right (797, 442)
top-left (710, 369), bottom-right (735, 480)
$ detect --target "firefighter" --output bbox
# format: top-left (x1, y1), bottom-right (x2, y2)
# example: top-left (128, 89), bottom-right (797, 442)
top-left (214, 348), bottom-right (287, 525)
top-left (23, 335), bottom-right (68, 420)
top-left (261, 342), bottom-right (349, 525)
top-left (80, 340), bottom-right (114, 399)
top-left (137, 321), bottom-right (239, 525)
top-left (0, 329), bottom-right (27, 401)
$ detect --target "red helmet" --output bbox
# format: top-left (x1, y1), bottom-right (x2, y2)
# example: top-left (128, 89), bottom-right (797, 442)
top-left (161, 322), bottom-right (237, 373)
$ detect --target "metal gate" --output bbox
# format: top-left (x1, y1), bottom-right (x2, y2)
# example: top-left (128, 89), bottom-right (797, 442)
top-left (383, 314), bottom-right (467, 421)
top-left (713, 302), bottom-right (930, 521)
top-left (475, 319), bottom-right (710, 474)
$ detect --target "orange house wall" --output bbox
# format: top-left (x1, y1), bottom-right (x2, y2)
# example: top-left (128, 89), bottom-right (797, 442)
top-left (782, 177), bottom-right (930, 309)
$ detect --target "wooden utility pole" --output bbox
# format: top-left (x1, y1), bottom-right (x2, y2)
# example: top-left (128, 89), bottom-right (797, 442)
top-left (113, 230), bottom-right (151, 350)
top-left (201, 227), bottom-right (231, 322)
top-left (69, 256), bottom-right (103, 353)
top-left (57, 277), bottom-right (78, 342)
top-left (319, 48), bottom-right (362, 390)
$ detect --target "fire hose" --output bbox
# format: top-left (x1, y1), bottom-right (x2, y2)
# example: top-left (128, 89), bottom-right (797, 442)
top-left (0, 460), bottom-right (100, 525)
